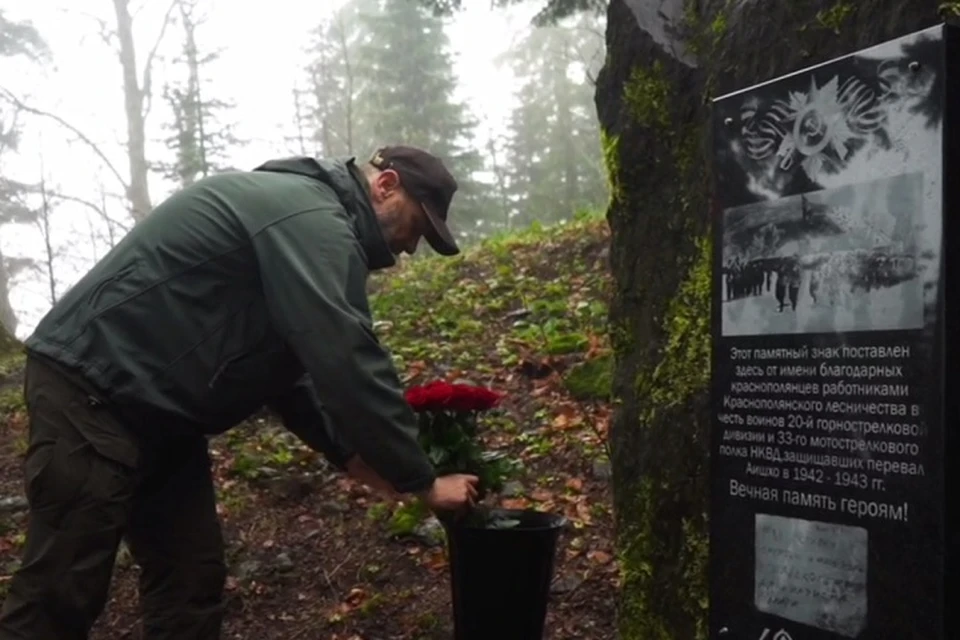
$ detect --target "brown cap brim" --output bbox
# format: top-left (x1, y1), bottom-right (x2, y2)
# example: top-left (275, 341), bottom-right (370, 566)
top-left (421, 202), bottom-right (460, 256)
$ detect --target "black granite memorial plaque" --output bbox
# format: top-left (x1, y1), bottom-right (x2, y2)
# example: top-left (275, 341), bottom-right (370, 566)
top-left (709, 24), bottom-right (959, 640)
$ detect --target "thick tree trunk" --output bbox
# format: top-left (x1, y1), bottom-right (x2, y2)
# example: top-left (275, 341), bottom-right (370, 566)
top-left (595, 0), bottom-right (946, 637)
top-left (113, 0), bottom-right (152, 222)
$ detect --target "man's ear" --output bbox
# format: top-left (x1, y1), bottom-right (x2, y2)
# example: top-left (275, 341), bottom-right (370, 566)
top-left (376, 169), bottom-right (402, 196)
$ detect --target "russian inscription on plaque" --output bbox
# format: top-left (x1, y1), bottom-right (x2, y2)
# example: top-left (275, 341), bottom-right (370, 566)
top-left (708, 24), bottom-right (959, 640)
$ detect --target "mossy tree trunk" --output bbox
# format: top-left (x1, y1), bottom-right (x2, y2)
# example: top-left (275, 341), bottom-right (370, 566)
top-left (595, 0), bottom-right (947, 637)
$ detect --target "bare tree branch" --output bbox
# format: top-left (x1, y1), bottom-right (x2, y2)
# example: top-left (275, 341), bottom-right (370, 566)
top-left (130, 0), bottom-right (149, 20)
top-left (141, 0), bottom-right (180, 120)
top-left (0, 106), bottom-right (20, 157)
top-left (58, 8), bottom-right (116, 49)
top-left (46, 190), bottom-right (132, 233)
top-left (0, 89), bottom-right (129, 190)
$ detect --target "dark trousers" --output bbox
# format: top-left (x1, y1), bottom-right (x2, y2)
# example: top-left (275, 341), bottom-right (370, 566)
top-left (0, 356), bottom-right (227, 639)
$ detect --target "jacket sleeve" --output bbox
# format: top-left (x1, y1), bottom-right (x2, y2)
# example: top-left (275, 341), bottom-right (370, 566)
top-left (250, 206), bottom-right (437, 494)
top-left (265, 374), bottom-right (355, 472)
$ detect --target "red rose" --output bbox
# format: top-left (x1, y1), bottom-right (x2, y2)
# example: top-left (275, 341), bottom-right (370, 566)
top-left (406, 380), bottom-right (456, 411)
top-left (404, 386), bottom-right (424, 409)
top-left (447, 384), bottom-right (503, 412)
top-left (405, 380), bottom-right (503, 413)
top-left (424, 381), bottom-right (455, 409)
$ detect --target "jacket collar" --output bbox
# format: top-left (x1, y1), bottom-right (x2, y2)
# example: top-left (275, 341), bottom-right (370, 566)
top-left (253, 156), bottom-right (396, 271)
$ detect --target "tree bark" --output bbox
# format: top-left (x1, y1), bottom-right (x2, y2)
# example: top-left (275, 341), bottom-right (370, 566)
top-left (112, 0), bottom-right (152, 222)
top-left (595, 0), bottom-right (945, 637)
top-left (332, 9), bottom-right (355, 156)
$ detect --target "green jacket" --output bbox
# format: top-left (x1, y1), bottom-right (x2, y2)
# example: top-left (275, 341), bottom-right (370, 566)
top-left (25, 157), bottom-right (437, 494)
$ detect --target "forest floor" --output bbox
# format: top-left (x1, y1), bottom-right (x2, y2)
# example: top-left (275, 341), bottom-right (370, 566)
top-left (0, 213), bottom-right (618, 639)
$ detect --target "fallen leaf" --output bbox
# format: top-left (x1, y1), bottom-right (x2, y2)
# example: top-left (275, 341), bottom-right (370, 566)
top-left (552, 410), bottom-right (584, 431)
top-left (531, 383), bottom-right (552, 397)
top-left (585, 334), bottom-right (605, 358)
top-left (531, 488), bottom-right (554, 502)
top-left (422, 549), bottom-right (448, 571)
top-left (588, 550), bottom-right (613, 565)
top-left (401, 360), bottom-right (428, 382)
top-left (565, 477), bottom-right (584, 492)
top-left (501, 498), bottom-right (530, 510)
top-left (345, 587), bottom-right (367, 608)
top-left (575, 501), bottom-right (594, 525)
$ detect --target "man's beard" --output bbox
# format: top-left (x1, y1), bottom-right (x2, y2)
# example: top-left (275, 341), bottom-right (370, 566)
top-left (376, 206), bottom-right (406, 255)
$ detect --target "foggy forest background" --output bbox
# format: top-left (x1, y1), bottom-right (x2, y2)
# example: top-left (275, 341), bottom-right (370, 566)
top-left (0, 0), bottom-right (608, 339)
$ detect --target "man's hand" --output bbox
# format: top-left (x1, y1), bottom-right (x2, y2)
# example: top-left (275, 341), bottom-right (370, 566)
top-left (420, 474), bottom-right (479, 512)
top-left (345, 457), bottom-right (479, 512)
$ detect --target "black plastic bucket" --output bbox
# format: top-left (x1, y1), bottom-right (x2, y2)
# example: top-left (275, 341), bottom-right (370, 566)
top-left (444, 508), bottom-right (567, 640)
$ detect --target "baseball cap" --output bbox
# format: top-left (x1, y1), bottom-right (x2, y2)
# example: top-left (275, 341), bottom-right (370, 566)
top-left (370, 145), bottom-right (460, 256)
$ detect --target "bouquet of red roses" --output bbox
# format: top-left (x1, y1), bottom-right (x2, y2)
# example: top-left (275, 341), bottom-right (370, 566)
top-left (405, 380), bottom-right (516, 497)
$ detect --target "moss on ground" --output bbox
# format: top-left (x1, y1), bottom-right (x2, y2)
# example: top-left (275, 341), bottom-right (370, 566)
top-left (0, 328), bottom-right (25, 422)
top-left (367, 211), bottom-right (611, 376)
top-left (0, 387), bottom-right (24, 416)
top-left (564, 354), bottom-right (614, 401)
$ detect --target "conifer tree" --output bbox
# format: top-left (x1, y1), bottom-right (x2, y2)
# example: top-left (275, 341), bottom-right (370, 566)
top-left (500, 12), bottom-right (607, 227)
top-left (304, 0), bottom-right (490, 244)
top-left (158, 0), bottom-right (241, 188)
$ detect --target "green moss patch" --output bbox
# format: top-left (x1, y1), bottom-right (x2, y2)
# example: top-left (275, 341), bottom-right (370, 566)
top-left (564, 353), bottom-right (614, 401)
top-left (622, 61), bottom-right (671, 129)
